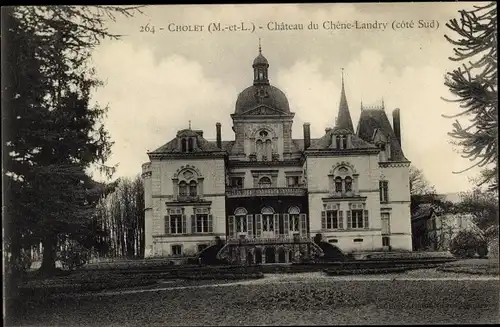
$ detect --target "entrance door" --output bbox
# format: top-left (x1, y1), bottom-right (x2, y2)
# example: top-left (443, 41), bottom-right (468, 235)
top-left (265, 247), bottom-right (276, 263)
top-left (255, 248), bottom-right (263, 264)
top-left (278, 248), bottom-right (286, 263)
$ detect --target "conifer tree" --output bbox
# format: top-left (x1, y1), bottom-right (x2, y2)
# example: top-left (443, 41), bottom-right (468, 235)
top-left (442, 2), bottom-right (498, 190)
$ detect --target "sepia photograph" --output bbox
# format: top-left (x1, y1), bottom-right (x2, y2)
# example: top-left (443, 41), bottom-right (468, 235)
top-left (2, 2), bottom-right (498, 326)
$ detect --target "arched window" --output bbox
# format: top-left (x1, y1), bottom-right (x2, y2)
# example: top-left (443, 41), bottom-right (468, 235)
top-left (187, 138), bottom-right (194, 152)
top-left (261, 207), bottom-right (274, 232)
top-left (288, 206), bottom-right (300, 232)
top-left (265, 139), bottom-right (272, 160)
top-left (179, 181), bottom-right (188, 196)
top-left (258, 177), bottom-right (272, 188)
top-left (189, 180), bottom-right (197, 196)
top-left (345, 176), bottom-right (352, 192)
top-left (235, 207), bottom-right (248, 233)
top-left (335, 177), bottom-right (343, 193)
top-left (255, 129), bottom-right (274, 162)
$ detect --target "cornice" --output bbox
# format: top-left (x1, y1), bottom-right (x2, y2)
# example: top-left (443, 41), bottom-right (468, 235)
top-left (304, 148), bottom-right (380, 157)
top-left (148, 151), bottom-right (227, 159)
top-left (379, 161), bottom-right (411, 168)
top-left (229, 159), bottom-right (304, 168)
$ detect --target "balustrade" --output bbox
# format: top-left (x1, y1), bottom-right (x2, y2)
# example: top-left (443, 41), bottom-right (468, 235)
top-left (226, 187), bottom-right (307, 198)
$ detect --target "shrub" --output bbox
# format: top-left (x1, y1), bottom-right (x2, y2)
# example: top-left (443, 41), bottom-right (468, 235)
top-left (449, 230), bottom-right (487, 257)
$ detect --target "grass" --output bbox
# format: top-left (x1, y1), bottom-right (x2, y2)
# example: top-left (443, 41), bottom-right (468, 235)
top-left (6, 275), bottom-right (499, 326)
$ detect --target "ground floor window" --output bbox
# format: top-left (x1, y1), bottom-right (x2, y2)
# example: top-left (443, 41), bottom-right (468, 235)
top-left (263, 215), bottom-right (274, 232)
top-left (196, 214), bottom-right (209, 233)
top-left (290, 214), bottom-right (300, 232)
top-left (236, 215), bottom-right (247, 232)
top-left (171, 244), bottom-right (182, 256)
top-left (382, 236), bottom-right (390, 247)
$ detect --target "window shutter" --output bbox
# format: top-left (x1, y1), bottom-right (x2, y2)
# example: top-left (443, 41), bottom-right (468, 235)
top-left (321, 211), bottom-right (326, 230)
top-left (299, 214), bottom-right (307, 236)
top-left (364, 210), bottom-right (369, 229)
top-left (246, 214), bottom-right (253, 237)
top-left (255, 214), bottom-right (262, 237)
top-left (208, 214), bottom-right (213, 233)
top-left (339, 211), bottom-right (344, 229)
top-left (191, 215), bottom-right (196, 234)
top-left (347, 211), bottom-right (352, 229)
top-left (273, 214), bottom-right (280, 234)
top-left (283, 214), bottom-right (290, 235)
top-left (182, 215), bottom-right (187, 234)
top-left (228, 215), bottom-right (235, 238)
top-left (165, 216), bottom-right (170, 234)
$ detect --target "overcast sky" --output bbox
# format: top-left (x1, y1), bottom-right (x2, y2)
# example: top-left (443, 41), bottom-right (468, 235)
top-left (89, 2), bottom-right (486, 194)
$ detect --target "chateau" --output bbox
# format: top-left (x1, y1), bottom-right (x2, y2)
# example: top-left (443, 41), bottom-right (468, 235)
top-left (142, 46), bottom-right (413, 263)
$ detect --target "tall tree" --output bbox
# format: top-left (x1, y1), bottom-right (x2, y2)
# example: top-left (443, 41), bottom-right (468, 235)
top-left (409, 165), bottom-right (436, 196)
top-left (442, 2), bottom-right (498, 189)
top-left (3, 6), bottom-right (144, 274)
top-left (456, 187), bottom-right (499, 231)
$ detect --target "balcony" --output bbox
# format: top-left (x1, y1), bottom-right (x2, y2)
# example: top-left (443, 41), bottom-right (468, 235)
top-left (226, 187), bottom-right (307, 198)
top-left (226, 235), bottom-right (312, 245)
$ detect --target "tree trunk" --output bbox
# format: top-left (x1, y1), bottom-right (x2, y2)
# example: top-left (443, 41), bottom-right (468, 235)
top-left (39, 233), bottom-right (57, 274)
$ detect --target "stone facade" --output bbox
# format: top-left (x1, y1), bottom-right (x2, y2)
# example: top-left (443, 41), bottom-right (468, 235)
top-left (142, 48), bottom-right (413, 260)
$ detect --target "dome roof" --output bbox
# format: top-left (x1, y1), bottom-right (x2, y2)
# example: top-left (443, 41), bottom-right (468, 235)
top-left (234, 84), bottom-right (290, 115)
top-left (253, 53), bottom-right (268, 66)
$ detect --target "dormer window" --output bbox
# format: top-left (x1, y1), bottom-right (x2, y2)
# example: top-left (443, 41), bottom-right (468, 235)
top-left (334, 134), bottom-right (349, 149)
top-left (345, 176), bottom-right (352, 192)
top-left (335, 177), bottom-right (343, 193)
top-left (180, 137), bottom-right (195, 153)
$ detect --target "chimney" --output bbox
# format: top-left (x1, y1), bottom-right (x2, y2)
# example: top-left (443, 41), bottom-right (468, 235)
top-left (216, 122), bottom-right (222, 149)
top-left (303, 123), bottom-right (311, 150)
top-left (392, 108), bottom-right (401, 145)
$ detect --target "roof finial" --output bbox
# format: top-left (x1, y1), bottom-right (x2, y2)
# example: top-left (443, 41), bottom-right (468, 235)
top-left (188, 120), bottom-right (191, 129)
top-left (341, 68), bottom-right (345, 88)
top-left (258, 38), bottom-right (262, 54)
top-left (381, 97), bottom-right (385, 110)
top-left (361, 99), bottom-right (364, 111)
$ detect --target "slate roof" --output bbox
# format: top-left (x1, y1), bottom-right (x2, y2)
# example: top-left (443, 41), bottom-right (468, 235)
top-left (150, 129), bottom-right (223, 154)
top-left (356, 109), bottom-right (409, 162)
top-left (335, 80), bottom-right (354, 132)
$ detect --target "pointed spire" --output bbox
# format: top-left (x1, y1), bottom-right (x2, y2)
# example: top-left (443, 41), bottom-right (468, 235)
top-left (258, 38), bottom-right (262, 54)
top-left (335, 68), bottom-right (354, 132)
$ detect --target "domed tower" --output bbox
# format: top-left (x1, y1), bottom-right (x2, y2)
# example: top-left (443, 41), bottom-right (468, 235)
top-left (231, 40), bottom-right (295, 161)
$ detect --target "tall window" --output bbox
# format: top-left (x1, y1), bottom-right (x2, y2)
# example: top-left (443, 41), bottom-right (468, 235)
top-left (351, 210), bottom-right (364, 229)
top-left (345, 177), bottom-right (352, 192)
top-left (236, 215), bottom-right (247, 233)
top-left (170, 215), bottom-right (183, 234)
top-left (263, 215), bottom-right (274, 231)
top-left (335, 177), bottom-right (343, 193)
top-left (189, 180), bottom-right (197, 196)
top-left (258, 177), bottom-right (272, 188)
top-left (196, 214), bottom-right (209, 233)
top-left (327, 210), bottom-right (340, 229)
top-left (381, 212), bottom-right (390, 235)
top-left (179, 182), bottom-right (188, 196)
top-left (187, 138), bottom-right (194, 152)
top-left (234, 208), bottom-right (248, 233)
top-left (379, 181), bottom-right (389, 202)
